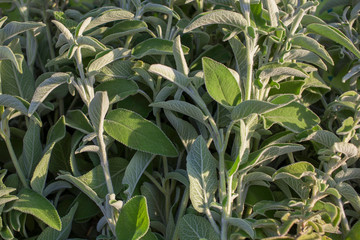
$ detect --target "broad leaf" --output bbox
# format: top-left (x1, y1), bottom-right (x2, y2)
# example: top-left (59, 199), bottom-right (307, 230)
top-left (102, 20), bottom-right (148, 44)
top-left (227, 218), bottom-right (254, 238)
top-left (0, 94), bottom-right (28, 114)
top-left (0, 46), bottom-right (22, 72)
top-left (115, 195), bottom-right (150, 240)
top-left (273, 162), bottom-right (315, 180)
top-left (0, 21), bottom-right (45, 43)
top-left (85, 9), bottom-right (134, 31)
top-left (104, 109), bottom-right (178, 157)
top-left (148, 64), bottom-right (189, 89)
top-left (88, 48), bottom-right (131, 73)
top-left (13, 188), bottom-right (61, 231)
top-left (202, 57), bottom-right (241, 106)
top-left (95, 79), bottom-right (138, 104)
top-left (187, 136), bottom-right (218, 213)
top-left (178, 214), bottom-right (220, 240)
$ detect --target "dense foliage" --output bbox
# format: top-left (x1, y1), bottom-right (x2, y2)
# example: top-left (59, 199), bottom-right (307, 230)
top-left (0, 0), bottom-right (360, 239)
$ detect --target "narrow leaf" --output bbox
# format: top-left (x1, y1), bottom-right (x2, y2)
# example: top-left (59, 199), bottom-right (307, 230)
top-left (89, 91), bottom-right (109, 133)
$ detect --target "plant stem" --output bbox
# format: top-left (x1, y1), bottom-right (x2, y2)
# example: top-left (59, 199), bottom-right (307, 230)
top-left (4, 135), bottom-right (29, 188)
top-left (245, 35), bottom-right (253, 100)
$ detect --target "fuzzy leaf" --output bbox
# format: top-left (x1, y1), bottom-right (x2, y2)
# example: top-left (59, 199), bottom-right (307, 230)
top-left (187, 136), bottom-right (218, 213)
top-left (94, 79), bottom-right (138, 104)
top-left (148, 64), bottom-right (189, 89)
top-left (178, 214), bottom-right (220, 240)
top-left (89, 91), bottom-right (109, 134)
top-left (0, 21), bottom-right (45, 43)
top-left (13, 188), bottom-right (61, 231)
top-left (0, 46), bottom-right (22, 72)
top-left (273, 162), bottom-right (315, 180)
top-left (88, 48), bottom-right (130, 73)
top-left (85, 9), bottom-right (134, 31)
top-left (65, 110), bottom-right (94, 134)
top-left (29, 73), bottom-right (70, 116)
top-left (104, 109), bottom-right (178, 157)
top-left (184, 10), bottom-right (247, 33)
top-left (122, 151), bottom-right (154, 199)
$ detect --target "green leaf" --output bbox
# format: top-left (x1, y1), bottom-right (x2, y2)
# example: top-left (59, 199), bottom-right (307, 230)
top-left (184, 10), bottom-right (247, 33)
top-left (116, 195), bottom-right (150, 240)
top-left (29, 73), bottom-right (70, 116)
top-left (148, 64), bottom-right (189, 89)
top-left (104, 108), bottom-right (178, 157)
top-left (173, 35), bottom-right (189, 75)
top-left (0, 46), bottom-right (22, 72)
top-left (56, 172), bottom-right (103, 207)
top-left (47, 116), bottom-right (66, 145)
top-left (263, 102), bottom-right (320, 133)
top-left (65, 110), bottom-right (94, 134)
top-left (88, 91), bottom-right (109, 133)
top-left (95, 79), bottom-right (138, 104)
top-left (336, 117), bottom-right (354, 135)
top-left (122, 151), bottom-right (154, 199)
top-left (307, 23), bottom-right (360, 59)
top-left (21, 121), bottom-right (42, 179)
top-left (140, 3), bottom-right (180, 19)
top-left (151, 100), bottom-right (206, 123)
top-left (132, 38), bottom-right (189, 59)
top-left (227, 218), bottom-right (254, 239)
top-left (336, 182), bottom-right (360, 212)
top-left (30, 144), bottom-right (56, 194)
top-left (102, 20), bottom-right (148, 44)
top-left (283, 49), bottom-right (327, 70)
top-left (75, 17), bottom-right (92, 38)
top-left (52, 20), bottom-right (74, 43)
top-left (345, 220), bottom-right (360, 240)
top-left (12, 188), bottom-right (61, 231)
top-left (292, 35), bottom-right (334, 65)
top-left (87, 48), bottom-right (131, 73)
top-left (85, 9), bottom-right (134, 31)
top-left (257, 62), bottom-right (309, 80)
top-left (333, 142), bottom-right (358, 158)
top-left (335, 169), bottom-right (360, 182)
top-left (202, 57), bottom-right (241, 106)
top-left (187, 136), bottom-right (218, 213)
top-left (300, 130), bottom-right (340, 148)
top-left (273, 162), bottom-right (315, 180)
top-left (231, 96), bottom-right (295, 121)
top-left (37, 203), bottom-right (78, 240)
top-left (0, 94), bottom-right (28, 114)
top-left (178, 214), bottom-right (220, 240)
top-left (0, 21), bottom-right (45, 43)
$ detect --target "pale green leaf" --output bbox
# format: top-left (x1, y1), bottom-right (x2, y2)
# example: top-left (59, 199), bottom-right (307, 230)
top-left (187, 136), bottom-right (218, 213)
top-left (178, 214), bottom-right (220, 240)
top-left (85, 9), bottom-right (134, 31)
top-left (0, 21), bottom-right (45, 43)
top-left (95, 79), bottom-right (138, 104)
top-left (122, 151), bottom-right (154, 199)
top-left (88, 48), bottom-right (130, 73)
top-left (89, 91), bottom-right (109, 134)
top-left (273, 162), bottom-right (315, 180)
top-left (333, 142), bottom-right (358, 158)
top-left (0, 46), bottom-right (22, 72)
top-left (29, 73), bottom-right (70, 116)
top-left (184, 10), bottom-right (247, 33)
top-left (0, 94), bottom-right (28, 115)
top-left (102, 20), bottom-right (148, 44)
top-left (173, 35), bottom-right (189, 75)
top-left (148, 64), bottom-right (189, 89)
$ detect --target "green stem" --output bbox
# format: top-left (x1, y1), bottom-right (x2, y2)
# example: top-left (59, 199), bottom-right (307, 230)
top-left (4, 135), bottom-right (29, 188)
top-left (245, 35), bottom-right (253, 100)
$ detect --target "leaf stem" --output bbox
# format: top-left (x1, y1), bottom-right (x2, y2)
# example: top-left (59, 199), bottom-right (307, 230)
top-left (245, 35), bottom-right (253, 100)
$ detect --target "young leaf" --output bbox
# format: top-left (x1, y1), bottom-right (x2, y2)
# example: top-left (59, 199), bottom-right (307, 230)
top-left (88, 91), bottom-right (109, 133)
top-left (104, 108), bottom-right (178, 157)
top-left (122, 151), bottom-right (154, 199)
top-left (187, 136), bottom-right (218, 213)
top-left (132, 39), bottom-right (189, 59)
top-left (37, 203), bottom-right (78, 240)
top-left (75, 17), bottom-right (92, 38)
top-left (29, 73), bottom-right (70, 116)
top-left (178, 214), bottom-right (220, 240)
top-left (184, 10), bottom-right (247, 33)
top-left (52, 20), bottom-right (74, 43)
top-left (116, 196), bottom-right (150, 240)
top-left (306, 23), bottom-right (360, 59)
top-left (12, 188), bottom-right (61, 231)
top-left (202, 57), bottom-right (241, 106)
top-left (273, 162), bottom-right (315, 180)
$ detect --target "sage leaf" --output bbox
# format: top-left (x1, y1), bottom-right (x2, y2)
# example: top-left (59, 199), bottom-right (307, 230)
top-left (89, 91), bottom-right (109, 133)
top-left (94, 79), bottom-right (138, 104)
top-left (0, 46), bottom-right (22, 72)
top-left (122, 151), bottom-right (154, 199)
top-left (65, 110), bottom-right (94, 134)
top-left (87, 48), bottom-right (131, 73)
top-left (0, 21), bottom-right (45, 43)
top-left (307, 23), bottom-right (360, 59)
top-left (85, 9), bottom-right (134, 31)
top-left (148, 64), bottom-right (189, 89)
top-left (187, 136), bottom-right (218, 213)
top-left (29, 73), bottom-right (70, 116)
top-left (178, 214), bottom-right (220, 240)
top-left (273, 162), bottom-right (315, 180)
top-left (115, 195), bottom-right (150, 240)
top-left (37, 203), bottom-right (78, 240)
top-left (0, 94), bottom-right (28, 115)
top-left (13, 188), bottom-right (62, 231)
top-left (184, 10), bottom-right (247, 33)
top-left (104, 108), bottom-right (178, 157)
top-left (202, 57), bottom-right (241, 106)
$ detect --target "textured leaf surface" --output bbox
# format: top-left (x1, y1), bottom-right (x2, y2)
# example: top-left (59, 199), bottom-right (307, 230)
top-left (104, 109), bottom-right (178, 157)
top-left (13, 189), bottom-right (61, 231)
top-left (178, 214), bottom-right (220, 240)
